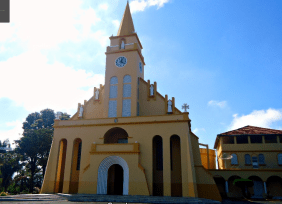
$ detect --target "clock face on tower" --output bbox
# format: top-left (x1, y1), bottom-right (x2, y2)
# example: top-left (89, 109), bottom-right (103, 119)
top-left (115, 56), bottom-right (127, 68)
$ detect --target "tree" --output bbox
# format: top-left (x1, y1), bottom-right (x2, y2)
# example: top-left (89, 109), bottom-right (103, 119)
top-left (17, 108), bottom-right (70, 193)
top-left (0, 150), bottom-right (22, 191)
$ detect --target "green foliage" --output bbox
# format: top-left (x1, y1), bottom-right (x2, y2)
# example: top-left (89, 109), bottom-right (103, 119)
top-left (22, 109), bottom-right (55, 130)
top-left (7, 182), bottom-right (20, 195)
top-left (15, 108), bottom-right (70, 193)
top-left (0, 151), bottom-right (22, 191)
top-left (60, 112), bottom-right (71, 120)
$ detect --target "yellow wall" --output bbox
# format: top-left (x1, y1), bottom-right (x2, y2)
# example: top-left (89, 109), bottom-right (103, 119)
top-left (200, 148), bottom-right (216, 169)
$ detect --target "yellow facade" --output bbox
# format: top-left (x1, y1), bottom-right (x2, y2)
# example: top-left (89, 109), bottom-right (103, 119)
top-left (41, 2), bottom-right (222, 202)
top-left (211, 126), bottom-right (282, 199)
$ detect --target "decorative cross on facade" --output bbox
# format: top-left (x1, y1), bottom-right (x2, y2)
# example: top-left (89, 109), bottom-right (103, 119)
top-left (182, 103), bottom-right (189, 112)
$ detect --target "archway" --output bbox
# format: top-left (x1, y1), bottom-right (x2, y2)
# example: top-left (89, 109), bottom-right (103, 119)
top-left (152, 135), bottom-right (163, 196)
top-left (107, 164), bottom-right (124, 195)
top-left (213, 175), bottom-right (226, 198)
top-left (97, 156), bottom-right (129, 195)
top-left (228, 175), bottom-right (243, 198)
top-left (54, 139), bottom-right (67, 193)
top-left (248, 176), bottom-right (264, 198)
top-left (69, 138), bottom-right (82, 194)
top-left (267, 176), bottom-right (282, 197)
top-left (170, 135), bottom-right (182, 197)
top-left (104, 127), bottom-right (128, 144)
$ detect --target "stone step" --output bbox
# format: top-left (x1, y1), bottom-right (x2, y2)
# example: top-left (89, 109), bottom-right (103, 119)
top-left (0, 194), bottom-right (221, 204)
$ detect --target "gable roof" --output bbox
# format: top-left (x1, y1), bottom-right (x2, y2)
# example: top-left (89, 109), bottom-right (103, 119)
top-left (214, 125), bottom-right (282, 149)
top-left (218, 125), bottom-right (282, 136)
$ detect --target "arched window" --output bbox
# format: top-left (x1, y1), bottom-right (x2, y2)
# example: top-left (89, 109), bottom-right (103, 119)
top-left (69, 138), bottom-right (82, 194)
top-left (278, 153), bottom-right (282, 165)
top-left (170, 135), bottom-right (182, 197)
top-left (231, 154), bottom-right (238, 165)
top-left (55, 139), bottom-right (67, 193)
top-left (109, 77), bottom-right (118, 117)
top-left (152, 136), bottom-right (163, 196)
top-left (109, 77), bottom-right (118, 99)
top-left (104, 127), bottom-right (128, 144)
top-left (245, 154), bottom-right (251, 165)
top-left (258, 154), bottom-right (265, 165)
top-left (122, 75), bottom-right (131, 117)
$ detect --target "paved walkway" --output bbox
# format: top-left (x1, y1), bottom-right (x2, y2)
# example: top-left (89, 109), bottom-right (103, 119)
top-left (0, 194), bottom-right (281, 204)
top-left (0, 194), bottom-right (220, 203)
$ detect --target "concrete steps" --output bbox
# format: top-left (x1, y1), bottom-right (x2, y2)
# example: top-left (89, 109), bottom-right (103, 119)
top-left (0, 194), bottom-right (221, 204)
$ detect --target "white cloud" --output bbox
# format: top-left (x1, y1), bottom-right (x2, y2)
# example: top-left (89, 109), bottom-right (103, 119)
top-left (112, 20), bottom-right (120, 29)
top-left (99, 3), bottom-right (109, 11)
top-left (0, 51), bottom-right (104, 114)
top-left (208, 100), bottom-right (227, 108)
top-left (193, 128), bottom-right (206, 134)
top-left (0, 120), bottom-right (24, 147)
top-left (0, 0), bottom-right (103, 50)
top-left (229, 108), bottom-right (282, 130)
top-left (130, 0), bottom-right (170, 13)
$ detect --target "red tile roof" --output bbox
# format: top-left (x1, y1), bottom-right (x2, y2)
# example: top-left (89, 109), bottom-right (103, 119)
top-left (218, 125), bottom-right (282, 136)
top-left (214, 125), bottom-right (282, 149)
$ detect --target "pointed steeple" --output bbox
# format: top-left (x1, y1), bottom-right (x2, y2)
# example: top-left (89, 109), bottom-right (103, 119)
top-left (117, 1), bottom-right (135, 36)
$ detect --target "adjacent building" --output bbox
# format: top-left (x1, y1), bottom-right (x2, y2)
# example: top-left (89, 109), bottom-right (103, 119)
top-left (208, 125), bottom-right (282, 199)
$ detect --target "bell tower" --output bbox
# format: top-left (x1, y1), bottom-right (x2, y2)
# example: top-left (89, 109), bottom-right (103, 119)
top-left (103, 2), bottom-right (145, 118)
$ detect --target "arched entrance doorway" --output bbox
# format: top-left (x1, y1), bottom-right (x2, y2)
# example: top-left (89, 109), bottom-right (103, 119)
top-left (267, 176), bottom-right (282, 198)
top-left (228, 175), bottom-right (243, 198)
top-left (248, 176), bottom-right (264, 198)
top-left (97, 156), bottom-right (129, 195)
top-left (107, 164), bottom-right (124, 195)
top-left (213, 175), bottom-right (226, 198)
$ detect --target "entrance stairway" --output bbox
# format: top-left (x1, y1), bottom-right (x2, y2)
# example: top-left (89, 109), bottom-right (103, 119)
top-left (0, 194), bottom-right (221, 203)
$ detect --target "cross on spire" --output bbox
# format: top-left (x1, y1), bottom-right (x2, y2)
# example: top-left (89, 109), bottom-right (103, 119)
top-left (182, 103), bottom-right (189, 112)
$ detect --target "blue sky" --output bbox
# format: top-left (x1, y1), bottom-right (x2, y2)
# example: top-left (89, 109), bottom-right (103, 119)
top-left (1, 0), bottom-right (282, 149)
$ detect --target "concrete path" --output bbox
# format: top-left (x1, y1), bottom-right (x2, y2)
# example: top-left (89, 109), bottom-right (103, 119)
top-left (0, 194), bottom-right (220, 204)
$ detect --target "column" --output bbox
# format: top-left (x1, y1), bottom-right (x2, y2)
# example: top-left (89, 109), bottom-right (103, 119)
top-left (163, 137), bottom-right (171, 196)
top-left (225, 181), bottom-right (229, 193)
top-left (264, 182), bottom-right (267, 194)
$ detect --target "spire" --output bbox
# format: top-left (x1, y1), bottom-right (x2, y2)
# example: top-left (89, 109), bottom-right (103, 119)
top-left (117, 1), bottom-right (135, 36)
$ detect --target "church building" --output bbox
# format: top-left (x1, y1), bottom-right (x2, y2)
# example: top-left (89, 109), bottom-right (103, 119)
top-left (41, 2), bottom-right (222, 201)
